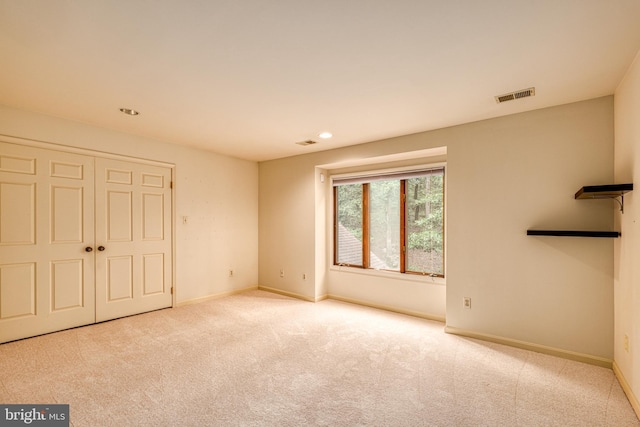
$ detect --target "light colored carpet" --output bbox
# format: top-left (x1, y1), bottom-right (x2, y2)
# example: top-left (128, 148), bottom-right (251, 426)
top-left (0, 290), bottom-right (638, 426)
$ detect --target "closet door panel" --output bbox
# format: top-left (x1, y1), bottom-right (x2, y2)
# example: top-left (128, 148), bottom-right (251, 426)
top-left (0, 142), bottom-right (95, 343)
top-left (95, 158), bottom-right (172, 322)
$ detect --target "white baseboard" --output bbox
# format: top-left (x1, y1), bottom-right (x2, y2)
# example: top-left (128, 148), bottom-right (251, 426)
top-left (445, 325), bottom-right (612, 368)
top-left (258, 285), bottom-right (319, 302)
top-left (327, 294), bottom-right (446, 323)
top-left (176, 285), bottom-right (259, 307)
top-left (613, 361), bottom-right (640, 420)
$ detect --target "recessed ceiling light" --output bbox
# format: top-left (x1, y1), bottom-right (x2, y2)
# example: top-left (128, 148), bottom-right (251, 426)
top-left (318, 132), bottom-right (333, 139)
top-left (119, 108), bottom-right (140, 116)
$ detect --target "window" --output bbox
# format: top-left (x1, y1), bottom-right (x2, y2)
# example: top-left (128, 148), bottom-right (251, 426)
top-left (333, 167), bottom-right (444, 277)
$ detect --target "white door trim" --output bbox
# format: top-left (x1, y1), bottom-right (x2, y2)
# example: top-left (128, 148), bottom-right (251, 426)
top-left (0, 133), bottom-right (175, 168)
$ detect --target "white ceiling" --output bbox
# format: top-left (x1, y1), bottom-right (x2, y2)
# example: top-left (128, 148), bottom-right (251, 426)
top-left (1, 1), bottom-right (640, 162)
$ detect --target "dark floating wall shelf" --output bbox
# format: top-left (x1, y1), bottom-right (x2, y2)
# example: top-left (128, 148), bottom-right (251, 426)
top-left (526, 230), bottom-right (620, 238)
top-left (574, 183), bottom-right (633, 199)
top-left (575, 183), bottom-right (633, 212)
top-left (527, 183), bottom-right (632, 239)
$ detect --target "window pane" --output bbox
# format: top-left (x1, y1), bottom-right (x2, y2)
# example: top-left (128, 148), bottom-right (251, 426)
top-left (369, 180), bottom-right (400, 271)
top-left (406, 173), bottom-right (444, 275)
top-left (336, 184), bottom-right (363, 266)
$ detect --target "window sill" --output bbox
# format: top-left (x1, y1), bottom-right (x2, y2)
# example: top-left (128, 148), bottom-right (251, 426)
top-left (329, 264), bottom-right (446, 285)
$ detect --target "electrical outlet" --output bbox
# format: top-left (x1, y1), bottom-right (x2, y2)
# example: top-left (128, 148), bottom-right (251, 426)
top-left (302, 273), bottom-right (306, 280)
top-left (463, 297), bottom-right (471, 309)
top-left (624, 334), bottom-right (629, 352)
top-left (229, 270), bottom-right (234, 277)
top-left (280, 269), bottom-right (284, 278)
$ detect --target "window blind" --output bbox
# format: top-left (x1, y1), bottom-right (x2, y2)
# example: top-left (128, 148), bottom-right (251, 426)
top-left (332, 167), bottom-right (444, 186)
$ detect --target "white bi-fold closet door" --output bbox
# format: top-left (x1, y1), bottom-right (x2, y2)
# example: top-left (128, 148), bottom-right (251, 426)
top-left (0, 141), bottom-right (173, 343)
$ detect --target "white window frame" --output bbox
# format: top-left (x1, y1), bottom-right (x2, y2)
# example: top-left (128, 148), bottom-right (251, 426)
top-left (331, 162), bottom-right (446, 282)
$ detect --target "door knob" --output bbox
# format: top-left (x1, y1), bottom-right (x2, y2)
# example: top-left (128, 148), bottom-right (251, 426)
top-left (98, 246), bottom-right (105, 251)
top-left (85, 247), bottom-right (93, 252)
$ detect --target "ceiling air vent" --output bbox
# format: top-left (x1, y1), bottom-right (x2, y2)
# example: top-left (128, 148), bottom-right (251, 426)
top-left (495, 87), bottom-right (535, 104)
top-left (296, 140), bottom-right (317, 146)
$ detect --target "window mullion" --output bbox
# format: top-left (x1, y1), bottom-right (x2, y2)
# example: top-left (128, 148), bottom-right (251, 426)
top-left (363, 183), bottom-right (370, 268)
top-left (333, 186), bottom-right (338, 266)
top-left (400, 180), bottom-right (406, 273)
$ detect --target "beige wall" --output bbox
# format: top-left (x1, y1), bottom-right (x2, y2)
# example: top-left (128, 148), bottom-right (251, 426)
top-left (446, 99), bottom-right (613, 360)
top-left (614, 51), bottom-right (640, 409)
top-left (260, 97), bottom-right (615, 360)
top-left (0, 104), bottom-right (259, 304)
